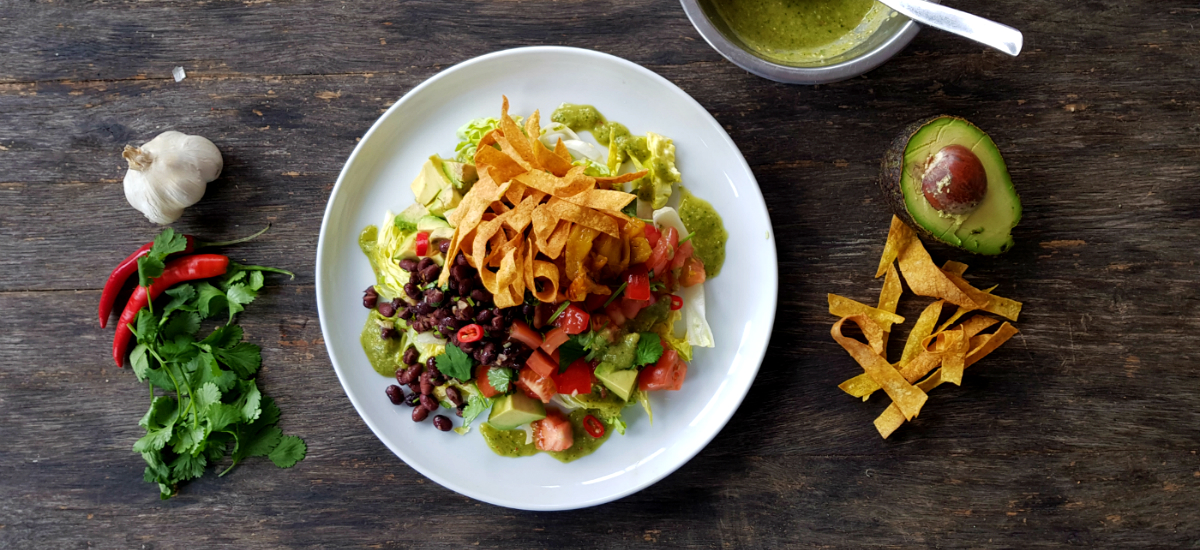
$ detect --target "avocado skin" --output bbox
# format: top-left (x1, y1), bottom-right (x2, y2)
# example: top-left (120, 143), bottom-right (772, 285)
top-left (878, 115), bottom-right (1019, 255)
top-left (878, 115), bottom-right (954, 247)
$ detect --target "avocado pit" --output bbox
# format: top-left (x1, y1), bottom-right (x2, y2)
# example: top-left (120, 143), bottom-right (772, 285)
top-left (920, 144), bottom-right (988, 216)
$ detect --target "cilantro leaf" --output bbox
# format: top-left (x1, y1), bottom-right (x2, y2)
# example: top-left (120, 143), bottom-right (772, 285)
top-left (132, 309), bottom-right (160, 345)
top-left (139, 396), bottom-right (178, 430)
top-left (162, 284), bottom-right (196, 315)
top-left (454, 395), bottom-right (494, 435)
top-left (486, 367), bottom-right (515, 393)
top-left (248, 270), bottom-right (265, 291)
top-left (213, 342), bottom-right (261, 378)
top-left (224, 283), bottom-right (257, 323)
top-left (242, 426), bottom-right (283, 458)
top-left (169, 453), bottom-right (207, 482)
top-left (133, 423), bottom-right (174, 453)
top-left (161, 311), bottom-right (201, 341)
top-left (189, 351), bottom-right (237, 393)
top-left (435, 344), bottom-right (474, 381)
top-left (268, 435), bottom-right (307, 468)
top-left (194, 382), bottom-right (222, 412)
top-left (236, 381), bottom-right (263, 422)
top-left (200, 324), bottom-right (243, 350)
top-left (634, 333), bottom-right (664, 367)
top-left (195, 282), bottom-right (227, 319)
top-left (206, 403), bottom-right (243, 433)
top-left (137, 228), bottom-right (188, 288)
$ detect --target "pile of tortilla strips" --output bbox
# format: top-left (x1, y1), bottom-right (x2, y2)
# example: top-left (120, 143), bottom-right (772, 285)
top-left (438, 97), bottom-right (652, 309)
top-left (828, 215), bottom-right (1023, 438)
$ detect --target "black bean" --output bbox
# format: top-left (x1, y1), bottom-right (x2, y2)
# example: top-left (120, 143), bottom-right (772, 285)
top-left (405, 392), bottom-right (421, 407)
top-left (385, 385), bottom-right (404, 404)
top-left (412, 406), bottom-right (429, 422)
top-left (522, 304), bottom-right (534, 318)
top-left (419, 370), bottom-right (434, 395)
top-left (363, 286), bottom-right (379, 309)
top-left (444, 387), bottom-right (463, 407)
top-left (420, 394), bottom-right (439, 411)
top-left (397, 363), bottom-right (421, 385)
top-left (438, 239), bottom-right (451, 254)
top-left (490, 316), bottom-right (506, 332)
top-left (458, 339), bottom-right (477, 354)
top-left (425, 356), bottom-right (438, 370)
top-left (404, 282), bottom-right (421, 299)
top-left (420, 264), bottom-right (441, 283)
top-left (456, 278), bottom-right (474, 295)
top-left (415, 302), bottom-right (433, 316)
top-left (454, 305), bottom-right (474, 321)
top-left (450, 264), bottom-right (470, 282)
top-left (399, 258), bottom-right (418, 272)
top-left (403, 347), bottom-right (419, 366)
top-left (429, 369), bottom-right (446, 386)
top-left (470, 289), bottom-right (489, 302)
top-left (475, 309), bottom-right (493, 324)
top-left (377, 301), bottom-right (396, 318)
top-left (380, 327), bottom-right (398, 340)
top-left (432, 415), bottom-right (452, 431)
top-left (425, 288), bottom-right (445, 305)
top-left (398, 306), bottom-right (415, 321)
top-left (478, 344), bottom-right (497, 366)
top-left (417, 257), bottom-right (435, 272)
top-left (407, 382), bottom-right (421, 394)
top-left (455, 253), bottom-right (469, 267)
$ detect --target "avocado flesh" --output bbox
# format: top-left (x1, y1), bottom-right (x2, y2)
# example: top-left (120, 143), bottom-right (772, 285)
top-left (885, 116), bottom-right (1021, 255)
top-left (411, 156), bottom-right (465, 217)
top-left (487, 392), bottom-right (546, 430)
top-left (594, 367), bottom-right (638, 402)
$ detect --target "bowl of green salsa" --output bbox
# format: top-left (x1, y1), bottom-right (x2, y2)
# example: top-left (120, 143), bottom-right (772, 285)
top-left (680, 0), bottom-right (923, 84)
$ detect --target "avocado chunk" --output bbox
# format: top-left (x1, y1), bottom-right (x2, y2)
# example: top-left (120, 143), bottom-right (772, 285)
top-left (487, 392), bottom-right (546, 430)
top-left (594, 367), bottom-right (638, 401)
top-left (411, 155), bottom-right (474, 217)
top-left (879, 116), bottom-right (1022, 255)
top-left (416, 215), bottom-right (455, 242)
top-left (394, 203), bottom-right (428, 233)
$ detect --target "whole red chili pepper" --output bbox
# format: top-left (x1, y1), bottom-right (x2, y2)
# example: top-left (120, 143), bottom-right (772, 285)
top-left (112, 254), bottom-right (230, 367)
top-left (98, 226), bottom-right (268, 328)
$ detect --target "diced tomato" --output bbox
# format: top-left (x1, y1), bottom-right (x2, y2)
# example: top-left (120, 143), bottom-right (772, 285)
top-left (604, 302), bottom-right (627, 326)
top-left (591, 313), bottom-right (612, 332)
top-left (638, 349), bottom-right (687, 391)
top-left (508, 320), bottom-right (543, 350)
top-left (552, 303), bottom-right (590, 334)
top-left (552, 358), bottom-right (594, 396)
top-left (625, 265), bottom-right (651, 301)
top-left (645, 227), bottom-right (678, 275)
top-left (620, 296), bottom-right (650, 320)
top-left (541, 327), bottom-right (570, 354)
top-left (415, 232), bottom-right (430, 257)
top-left (533, 409), bottom-right (573, 452)
top-left (644, 225), bottom-right (661, 248)
top-left (670, 240), bottom-right (694, 271)
top-left (516, 367), bottom-right (557, 403)
top-left (584, 292), bottom-right (609, 313)
top-left (679, 257), bottom-right (707, 288)
top-left (525, 349), bottom-right (557, 379)
top-left (476, 365), bottom-right (502, 398)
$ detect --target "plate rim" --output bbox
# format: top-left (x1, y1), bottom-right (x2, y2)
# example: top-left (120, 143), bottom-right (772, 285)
top-left (315, 45), bottom-right (778, 510)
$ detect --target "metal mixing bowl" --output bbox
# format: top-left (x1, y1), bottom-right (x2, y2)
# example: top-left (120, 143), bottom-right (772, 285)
top-left (680, 0), bottom-right (920, 85)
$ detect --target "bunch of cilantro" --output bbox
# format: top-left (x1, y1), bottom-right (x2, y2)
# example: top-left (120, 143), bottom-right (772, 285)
top-left (126, 228), bottom-right (306, 499)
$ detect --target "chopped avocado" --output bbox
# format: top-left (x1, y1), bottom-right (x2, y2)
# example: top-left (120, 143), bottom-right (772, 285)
top-left (880, 116), bottom-right (1021, 255)
top-left (411, 156), bottom-right (466, 216)
top-left (417, 216), bottom-right (455, 242)
top-left (594, 367), bottom-right (638, 401)
top-left (394, 203), bottom-right (427, 234)
top-left (487, 392), bottom-right (546, 430)
top-left (438, 157), bottom-right (478, 192)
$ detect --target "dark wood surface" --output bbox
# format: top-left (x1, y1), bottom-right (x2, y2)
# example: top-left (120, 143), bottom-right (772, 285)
top-left (3, 0), bottom-right (1199, 547)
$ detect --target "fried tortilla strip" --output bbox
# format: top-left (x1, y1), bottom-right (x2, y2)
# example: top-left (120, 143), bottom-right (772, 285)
top-left (504, 194), bottom-right (539, 234)
top-left (876, 215), bottom-right (916, 278)
top-left (941, 271), bottom-right (1022, 322)
top-left (942, 260), bottom-right (969, 277)
top-left (514, 170), bottom-right (563, 197)
top-left (901, 300), bottom-right (943, 365)
top-left (874, 322), bottom-right (1019, 438)
top-left (534, 137), bottom-right (574, 177)
top-left (498, 97), bottom-right (536, 167)
top-left (594, 169), bottom-right (650, 187)
top-left (832, 315), bottom-right (926, 419)
top-left (562, 188), bottom-right (638, 212)
top-left (828, 294), bottom-right (905, 331)
top-left (475, 138), bottom-right (528, 184)
top-left (897, 237), bottom-right (981, 308)
top-left (938, 327), bottom-right (970, 386)
top-left (543, 220), bottom-right (572, 260)
top-left (554, 165), bottom-right (597, 197)
top-left (545, 197), bottom-right (620, 238)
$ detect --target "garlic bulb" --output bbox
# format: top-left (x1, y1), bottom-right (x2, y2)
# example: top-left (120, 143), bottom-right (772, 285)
top-left (122, 130), bottom-right (223, 224)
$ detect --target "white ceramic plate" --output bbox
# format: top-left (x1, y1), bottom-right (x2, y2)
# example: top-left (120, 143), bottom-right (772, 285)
top-left (316, 46), bottom-right (777, 510)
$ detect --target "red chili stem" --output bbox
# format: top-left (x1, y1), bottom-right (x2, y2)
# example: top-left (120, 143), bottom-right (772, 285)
top-left (112, 254), bottom-right (230, 367)
top-left (97, 225), bottom-right (270, 327)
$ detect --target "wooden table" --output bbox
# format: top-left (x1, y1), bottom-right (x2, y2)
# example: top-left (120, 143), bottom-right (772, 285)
top-left (3, 0), bottom-right (1198, 547)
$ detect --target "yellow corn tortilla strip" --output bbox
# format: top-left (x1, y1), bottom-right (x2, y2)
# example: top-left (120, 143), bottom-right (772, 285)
top-left (553, 165), bottom-right (597, 197)
top-left (504, 194), bottom-right (539, 234)
top-left (514, 170), bottom-right (563, 197)
top-left (876, 263), bottom-right (903, 352)
top-left (901, 300), bottom-right (943, 366)
top-left (838, 374), bottom-right (888, 401)
top-left (474, 140), bottom-right (528, 184)
top-left (534, 137), bottom-right (574, 177)
top-left (876, 215), bottom-right (916, 278)
top-left (897, 237), bottom-right (981, 308)
top-left (942, 260), bottom-right (969, 276)
top-left (543, 220), bottom-right (571, 260)
top-left (561, 188), bottom-right (638, 212)
top-left (957, 315), bottom-right (1000, 339)
top-left (828, 294), bottom-right (905, 331)
top-left (498, 97), bottom-right (536, 167)
top-left (941, 271), bottom-right (1022, 322)
top-left (938, 327), bottom-right (970, 386)
top-left (875, 322), bottom-right (1019, 438)
top-left (594, 169), bottom-right (650, 186)
top-left (832, 316), bottom-right (926, 419)
top-left (545, 198), bottom-right (620, 238)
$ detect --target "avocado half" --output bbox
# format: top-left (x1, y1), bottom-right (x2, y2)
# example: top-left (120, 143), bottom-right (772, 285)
top-left (880, 116), bottom-right (1022, 255)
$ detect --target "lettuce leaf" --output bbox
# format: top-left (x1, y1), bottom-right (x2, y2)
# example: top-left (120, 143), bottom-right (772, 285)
top-left (636, 132), bottom-right (681, 209)
top-left (361, 210), bottom-right (415, 299)
top-left (681, 283), bottom-right (714, 348)
top-left (454, 117), bottom-right (500, 163)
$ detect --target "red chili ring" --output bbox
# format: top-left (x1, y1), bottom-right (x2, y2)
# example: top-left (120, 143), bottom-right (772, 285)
top-left (457, 323), bottom-right (484, 343)
top-left (670, 294), bottom-right (683, 311)
top-left (583, 414), bottom-right (605, 438)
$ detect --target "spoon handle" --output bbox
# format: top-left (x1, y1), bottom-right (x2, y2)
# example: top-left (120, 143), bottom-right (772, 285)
top-left (880, 0), bottom-right (1023, 56)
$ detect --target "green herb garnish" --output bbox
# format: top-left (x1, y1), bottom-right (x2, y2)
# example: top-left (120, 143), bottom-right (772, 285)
top-left (486, 367), bottom-right (515, 393)
top-left (634, 332), bottom-right (664, 367)
top-left (435, 344), bottom-right (474, 381)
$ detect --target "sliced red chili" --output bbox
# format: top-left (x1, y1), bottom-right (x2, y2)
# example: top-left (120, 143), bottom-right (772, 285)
top-left (583, 414), bottom-right (605, 438)
top-left (457, 323), bottom-right (484, 343)
top-left (415, 232), bottom-right (430, 256)
top-left (670, 294), bottom-right (683, 311)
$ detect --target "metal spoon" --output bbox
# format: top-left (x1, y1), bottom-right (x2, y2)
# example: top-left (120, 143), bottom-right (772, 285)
top-left (874, 0), bottom-right (1023, 56)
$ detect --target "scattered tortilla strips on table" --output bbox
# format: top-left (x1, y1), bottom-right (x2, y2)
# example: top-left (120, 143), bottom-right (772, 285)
top-left (831, 215), bottom-right (1024, 438)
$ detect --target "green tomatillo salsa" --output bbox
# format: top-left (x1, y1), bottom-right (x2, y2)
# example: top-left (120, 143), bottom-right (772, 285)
top-left (551, 104), bottom-right (651, 163)
top-left (710, 0), bottom-right (891, 64)
top-left (480, 409), bottom-right (612, 462)
top-left (678, 187), bottom-right (728, 278)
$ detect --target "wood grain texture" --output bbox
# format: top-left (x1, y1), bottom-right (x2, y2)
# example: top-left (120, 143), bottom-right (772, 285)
top-left (2, 0), bottom-right (1200, 547)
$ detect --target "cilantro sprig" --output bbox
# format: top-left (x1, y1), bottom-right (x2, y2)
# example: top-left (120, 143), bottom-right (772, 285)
top-left (487, 367), bottom-right (515, 393)
top-left (435, 344), bottom-right (474, 381)
top-left (124, 233), bottom-right (303, 499)
top-left (634, 333), bottom-right (664, 367)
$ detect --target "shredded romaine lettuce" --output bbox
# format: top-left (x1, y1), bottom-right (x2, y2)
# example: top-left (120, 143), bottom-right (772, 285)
top-left (367, 210), bottom-right (415, 299)
top-left (454, 117), bottom-right (500, 163)
top-left (635, 390), bottom-right (653, 425)
top-left (654, 308), bottom-right (693, 362)
top-left (573, 158), bottom-right (611, 177)
top-left (410, 328), bottom-right (447, 364)
top-left (652, 206), bottom-right (688, 237)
